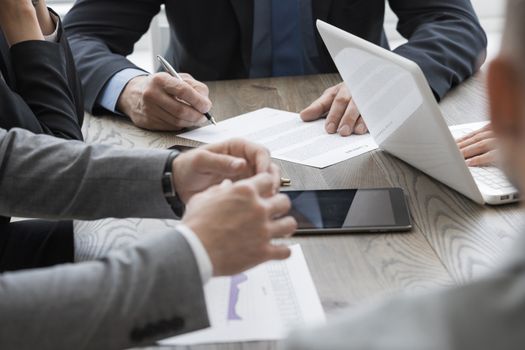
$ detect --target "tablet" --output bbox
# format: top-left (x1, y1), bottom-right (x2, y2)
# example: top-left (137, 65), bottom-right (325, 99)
top-left (284, 188), bottom-right (411, 234)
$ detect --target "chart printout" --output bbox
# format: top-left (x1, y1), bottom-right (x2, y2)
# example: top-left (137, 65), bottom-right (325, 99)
top-left (160, 245), bottom-right (325, 345)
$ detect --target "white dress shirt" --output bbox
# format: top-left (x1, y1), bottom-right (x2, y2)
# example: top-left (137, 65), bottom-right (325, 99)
top-left (44, 12), bottom-right (59, 42)
top-left (176, 224), bottom-right (213, 284)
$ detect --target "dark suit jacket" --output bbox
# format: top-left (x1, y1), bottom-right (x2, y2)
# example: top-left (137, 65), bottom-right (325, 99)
top-left (0, 11), bottom-right (84, 224)
top-left (64, 0), bottom-right (487, 114)
top-left (0, 11), bottom-right (84, 141)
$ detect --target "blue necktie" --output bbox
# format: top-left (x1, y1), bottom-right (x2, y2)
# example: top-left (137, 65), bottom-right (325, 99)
top-left (271, 0), bottom-right (304, 76)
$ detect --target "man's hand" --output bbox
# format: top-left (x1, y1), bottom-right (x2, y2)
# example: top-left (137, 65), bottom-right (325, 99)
top-left (171, 138), bottom-right (280, 203)
top-left (0, 0), bottom-right (44, 45)
top-left (182, 174), bottom-right (297, 276)
top-left (117, 72), bottom-right (212, 131)
top-left (457, 123), bottom-right (499, 167)
top-left (300, 83), bottom-right (368, 137)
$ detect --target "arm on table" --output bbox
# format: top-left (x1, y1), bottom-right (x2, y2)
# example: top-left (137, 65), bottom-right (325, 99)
top-left (391, 0), bottom-right (487, 100)
top-left (63, 0), bottom-right (211, 131)
top-left (0, 128), bottom-right (175, 220)
top-left (0, 228), bottom-right (209, 350)
top-left (301, 0), bottom-right (487, 137)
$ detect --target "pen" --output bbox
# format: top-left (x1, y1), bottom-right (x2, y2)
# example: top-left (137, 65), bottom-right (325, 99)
top-left (157, 55), bottom-right (217, 126)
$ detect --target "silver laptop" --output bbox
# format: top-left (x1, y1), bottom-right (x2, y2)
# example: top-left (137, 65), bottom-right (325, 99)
top-left (317, 20), bottom-right (519, 205)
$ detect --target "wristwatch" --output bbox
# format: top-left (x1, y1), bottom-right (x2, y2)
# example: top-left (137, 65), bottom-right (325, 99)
top-left (162, 150), bottom-right (185, 218)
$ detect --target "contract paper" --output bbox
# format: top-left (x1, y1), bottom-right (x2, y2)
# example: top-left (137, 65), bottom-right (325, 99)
top-left (178, 108), bottom-right (378, 168)
top-left (160, 245), bottom-right (325, 345)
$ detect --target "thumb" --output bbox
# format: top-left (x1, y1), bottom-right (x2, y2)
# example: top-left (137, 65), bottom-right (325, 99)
top-left (194, 150), bottom-right (247, 175)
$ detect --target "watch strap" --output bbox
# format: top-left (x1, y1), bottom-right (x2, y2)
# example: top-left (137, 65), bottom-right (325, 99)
top-left (162, 150), bottom-right (185, 218)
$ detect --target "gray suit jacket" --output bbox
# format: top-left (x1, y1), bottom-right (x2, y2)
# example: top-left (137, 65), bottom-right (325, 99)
top-left (285, 234), bottom-right (525, 349)
top-left (0, 128), bottom-right (209, 349)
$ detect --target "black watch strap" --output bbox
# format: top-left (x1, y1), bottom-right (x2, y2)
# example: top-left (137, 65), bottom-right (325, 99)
top-left (162, 150), bottom-right (185, 218)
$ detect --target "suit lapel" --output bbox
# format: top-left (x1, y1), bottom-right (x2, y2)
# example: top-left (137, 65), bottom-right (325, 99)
top-left (229, 0), bottom-right (254, 71)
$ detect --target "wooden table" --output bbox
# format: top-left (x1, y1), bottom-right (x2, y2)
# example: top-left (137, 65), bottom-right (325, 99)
top-left (76, 74), bottom-right (522, 350)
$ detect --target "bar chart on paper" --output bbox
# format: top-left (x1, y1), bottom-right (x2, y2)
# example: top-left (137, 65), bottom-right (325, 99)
top-left (160, 245), bottom-right (325, 345)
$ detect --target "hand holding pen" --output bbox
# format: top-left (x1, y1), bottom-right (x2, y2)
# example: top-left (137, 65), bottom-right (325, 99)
top-left (116, 58), bottom-right (213, 131)
top-left (157, 55), bottom-right (217, 126)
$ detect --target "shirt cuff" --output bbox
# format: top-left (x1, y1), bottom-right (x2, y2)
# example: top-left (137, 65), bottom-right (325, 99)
top-left (176, 224), bottom-right (213, 284)
top-left (97, 68), bottom-right (149, 114)
top-left (44, 12), bottom-right (59, 42)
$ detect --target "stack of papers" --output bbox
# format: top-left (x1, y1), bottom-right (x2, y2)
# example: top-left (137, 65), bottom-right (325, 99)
top-left (160, 245), bottom-right (325, 345)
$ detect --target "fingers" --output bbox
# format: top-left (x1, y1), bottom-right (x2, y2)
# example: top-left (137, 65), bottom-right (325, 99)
top-left (265, 194), bottom-right (292, 218)
top-left (180, 73), bottom-right (210, 97)
top-left (219, 179), bottom-right (233, 188)
top-left (337, 99), bottom-right (360, 136)
top-left (162, 75), bottom-right (212, 114)
top-left (265, 244), bottom-right (292, 261)
top-left (458, 131), bottom-right (495, 150)
top-left (240, 173), bottom-right (275, 197)
top-left (300, 85), bottom-right (338, 122)
top-left (456, 123), bottom-right (492, 143)
top-left (466, 150), bottom-right (498, 167)
top-left (354, 117), bottom-right (368, 135)
top-left (204, 138), bottom-right (275, 175)
top-left (141, 101), bottom-right (203, 130)
top-left (324, 85), bottom-right (352, 134)
top-left (460, 137), bottom-right (497, 160)
top-left (301, 83), bottom-right (368, 137)
top-left (154, 91), bottom-right (207, 124)
top-left (191, 150), bottom-right (247, 175)
top-left (268, 217), bottom-right (296, 238)
top-left (269, 164), bottom-right (281, 191)
top-left (233, 139), bottom-right (273, 174)
top-left (125, 74), bottom-right (210, 130)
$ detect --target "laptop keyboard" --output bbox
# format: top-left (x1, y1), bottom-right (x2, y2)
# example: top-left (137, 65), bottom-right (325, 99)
top-left (469, 166), bottom-right (516, 191)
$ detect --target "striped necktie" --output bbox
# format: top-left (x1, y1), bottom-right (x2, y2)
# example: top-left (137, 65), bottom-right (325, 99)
top-left (271, 0), bottom-right (304, 76)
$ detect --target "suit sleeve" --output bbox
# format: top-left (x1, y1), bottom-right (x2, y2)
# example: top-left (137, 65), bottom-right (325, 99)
top-left (285, 239), bottom-right (525, 350)
top-left (0, 128), bottom-right (176, 220)
top-left (64, 0), bottom-right (163, 114)
top-left (0, 229), bottom-right (209, 349)
top-left (389, 0), bottom-right (487, 100)
top-left (2, 15), bottom-right (84, 140)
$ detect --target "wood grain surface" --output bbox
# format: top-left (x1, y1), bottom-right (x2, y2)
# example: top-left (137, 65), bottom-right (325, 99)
top-left (75, 74), bottom-right (522, 350)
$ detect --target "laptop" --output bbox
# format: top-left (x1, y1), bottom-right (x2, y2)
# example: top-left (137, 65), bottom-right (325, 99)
top-left (316, 20), bottom-right (519, 205)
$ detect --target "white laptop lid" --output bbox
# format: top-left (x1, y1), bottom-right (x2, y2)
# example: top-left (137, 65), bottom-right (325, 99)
top-left (317, 20), bottom-right (484, 204)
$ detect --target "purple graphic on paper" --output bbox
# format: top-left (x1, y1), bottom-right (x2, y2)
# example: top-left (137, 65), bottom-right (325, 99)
top-left (227, 273), bottom-right (248, 321)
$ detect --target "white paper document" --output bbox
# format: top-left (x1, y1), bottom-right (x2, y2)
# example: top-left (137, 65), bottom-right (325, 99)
top-left (160, 245), bottom-right (325, 345)
top-left (178, 108), bottom-right (378, 168)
